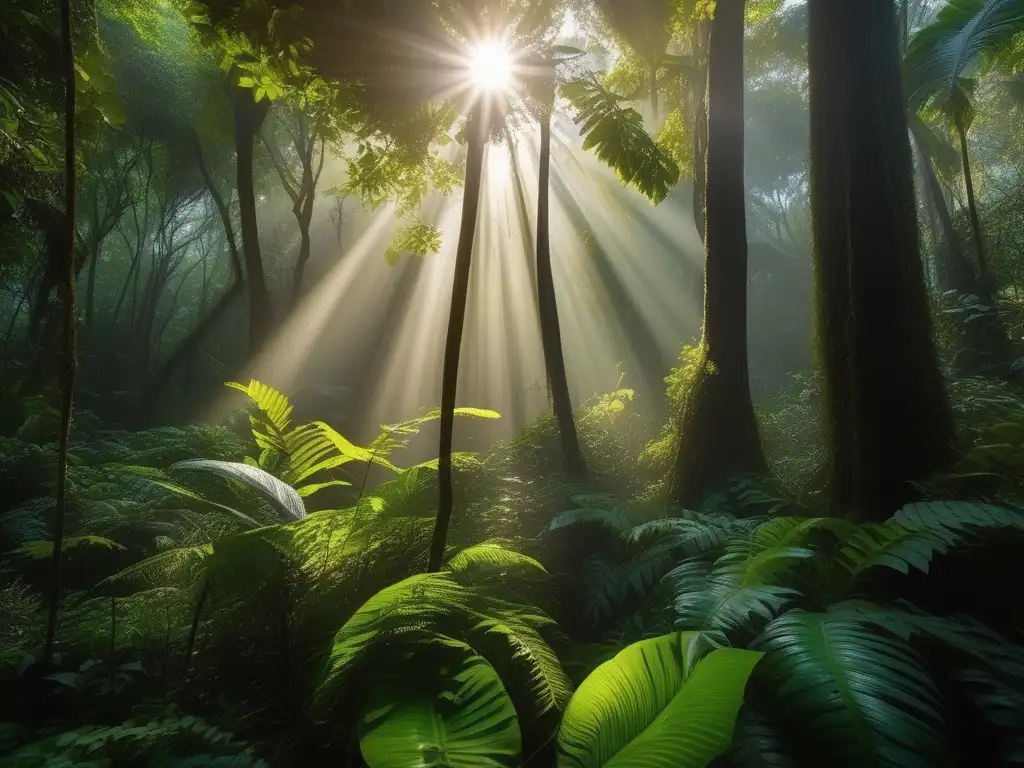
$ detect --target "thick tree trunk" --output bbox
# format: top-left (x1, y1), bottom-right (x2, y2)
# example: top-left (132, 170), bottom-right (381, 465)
top-left (428, 110), bottom-right (486, 573)
top-left (233, 88), bottom-right (272, 354)
top-left (809, 0), bottom-right (954, 520)
top-left (44, 0), bottom-right (77, 666)
top-left (691, 23), bottom-right (710, 246)
top-left (672, 0), bottom-right (765, 509)
top-left (537, 110), bottom-right (586, 478)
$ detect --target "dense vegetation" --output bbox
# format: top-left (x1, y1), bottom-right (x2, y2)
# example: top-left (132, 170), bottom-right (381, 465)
top-left (3, 0), bottom-right (1024, 765)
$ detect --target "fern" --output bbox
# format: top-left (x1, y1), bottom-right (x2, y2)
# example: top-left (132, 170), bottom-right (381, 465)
top-left (838, 522), bottom-right (958, 577)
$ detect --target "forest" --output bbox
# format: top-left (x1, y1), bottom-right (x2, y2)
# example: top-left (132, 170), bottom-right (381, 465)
top-left (2, 0), bottom-right (1024, 765)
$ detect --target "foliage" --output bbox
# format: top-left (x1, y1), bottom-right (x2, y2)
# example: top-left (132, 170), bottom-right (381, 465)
top-left (561, 76), bottom-right (680, 203)
top-left (5, 714), bottom-right (267, 767)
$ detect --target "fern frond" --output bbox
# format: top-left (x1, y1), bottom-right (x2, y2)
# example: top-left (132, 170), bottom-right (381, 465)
top-left (894, 500), bottom-right (1024, 537)
top-left (838, 523), bottom-right (957, 577)
top-left (97, 545), bottom-right (212, 594)
top-left (226, 379), bottom-right (293, 449)
top-left (16, 536), bottom-right (125, 560)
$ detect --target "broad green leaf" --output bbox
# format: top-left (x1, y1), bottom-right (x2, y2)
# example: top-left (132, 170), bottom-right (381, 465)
top-left (556, 632), bottom-right (762, 767)
top-left (360, 649), bottom-right (522, 768)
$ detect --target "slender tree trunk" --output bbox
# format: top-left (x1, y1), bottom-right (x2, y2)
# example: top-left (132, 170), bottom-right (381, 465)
top-left (43, 0), bottom-right (77, 666)
top-left (428, 109), bottom-right (486, 573)
top-left (289, 208), bottom-right (313, 310)
top-left (672, 0), bottom-right (765, 509)
top-left (954, 113), bottom-right (992, 284)
top-left (233, 88), bottom-right (272, 354)
top-left (808, 0), bottom-right (954, 520)
top-left (691, 23), bottom-right (710, 246)
top-left (537, 110), bottom-right (586, 478)
top-left (84, 241), bottom-right (99, 332)
top-left (648, 63), bottom-right (660, 123)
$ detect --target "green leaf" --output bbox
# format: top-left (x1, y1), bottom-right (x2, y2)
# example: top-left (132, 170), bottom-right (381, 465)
top-left (359, 647), bottom-right (522, 768)
top-left (446, 543), bottom-right (547, 574)
top-left (757, 611), bottom-right (945, 768)
top-left (556, 632), bottom-right (762, 767)
top-left (16, 536), bottom-right (125, 560)
top-left (904, 0), bottom-right (1024, 110)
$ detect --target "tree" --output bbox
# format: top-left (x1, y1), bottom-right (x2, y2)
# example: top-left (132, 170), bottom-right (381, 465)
top-left (43, 0), bottom-right (78, 667)
top-left (530, 54), bottom-right (587, 477)
top-left (428, 106), bottom-right (488, 573)
top-left (671, 0), bottom-right (766, 509)
top-left (593, 0), bottom-right (676, 120)
top-left (809, 0), bottom-right (954, 520)
top-left (903, 0), bottom-right (1024, 293)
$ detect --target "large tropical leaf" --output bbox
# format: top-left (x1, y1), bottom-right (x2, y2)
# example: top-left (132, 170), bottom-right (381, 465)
top-left (171, 460), bottom-right (306, 521)
top-left (561, 77), bottom-right (680, 203)
top-left (757, 610), bottom-right (945, 768)
top-left (904, 0), bottom-right (1024, 110)
top-left (556, 632), bottom-right (763, 767)
top-left (359, 645), bottom-right (522, 768)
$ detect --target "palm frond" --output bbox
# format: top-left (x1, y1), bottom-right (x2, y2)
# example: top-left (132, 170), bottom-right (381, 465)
top-left (172, 460), bottom-right (306, 521)
top-left (904, 0), bottom-right (1024, 110)
top-left (757, 610), bottom-right (946, 768)
top-left (893, 499), bottom-right (1024, 537)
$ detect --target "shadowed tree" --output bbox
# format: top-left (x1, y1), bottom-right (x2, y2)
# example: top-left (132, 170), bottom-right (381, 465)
top-left (671, 0), bottom-right (766, 509)
top-left (809, 0), bottom-right (954, 520)
top-left (43, 0), bottom-right (78, 667)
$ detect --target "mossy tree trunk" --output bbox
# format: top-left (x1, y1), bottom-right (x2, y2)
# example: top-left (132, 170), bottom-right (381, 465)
top-left (672, 0), bottom-right (765, 509)
top-left (428, 108), bottom-right (486, 573)
top-left (808, 0), bottom-right (955, 520)
top-left (537, 106), bottom-right (586, 478)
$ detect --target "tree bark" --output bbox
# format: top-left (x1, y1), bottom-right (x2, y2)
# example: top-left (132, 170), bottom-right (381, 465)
top-left (954, 113), bottom-right (992, 285)
top-left (428, 109), bottom-right (486, 573)
top-left (808, 0), bottom-right (955, 520)
top-left (672, 0), bottom-right (765, 509)
top-left (233, 87), bottom-right (272, 354)
top-left (44, 0), bottom-right (77, 666)
top-left (537, 109), bottom-right (586, 478)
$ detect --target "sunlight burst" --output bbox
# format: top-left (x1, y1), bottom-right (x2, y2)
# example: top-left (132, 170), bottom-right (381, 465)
top-left (469, 39), bottom-right (513, 91)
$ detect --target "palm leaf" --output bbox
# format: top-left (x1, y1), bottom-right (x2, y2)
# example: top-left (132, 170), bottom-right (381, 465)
top-left (757, 610), bottom-right (945, 768)
top-left (904, 0), bottom-right (1024, 110)
top-left (556, 632), bottom-right (763, 767)
top-left (171, 460), bottom-right (306, 521)
top-left (359, 644), bottom-right (522, 768)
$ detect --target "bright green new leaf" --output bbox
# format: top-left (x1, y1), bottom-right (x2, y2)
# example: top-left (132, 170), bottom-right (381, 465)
top-left (359, 648), bottom-right (522, 768)
top-left (556, 632), bottom-right (762, 767)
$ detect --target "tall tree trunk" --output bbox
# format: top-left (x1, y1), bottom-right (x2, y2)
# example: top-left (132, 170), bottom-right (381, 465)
top-left (537, 109), bottom-right (586, 478)
top-left (808, 0), bottom-right (954, 521)
top-left (672, 0), bottom-right (765, 509)
top-left (691, 23), bottom-right (711, 246)
top-left (233, 87), bottom-right (272, 355)
top-left (954, 113), bottom-right (992, 284)
top-left (428, 109), bottom-right (486, 573)
top-left (44, 0), bottom-right (77, 666)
